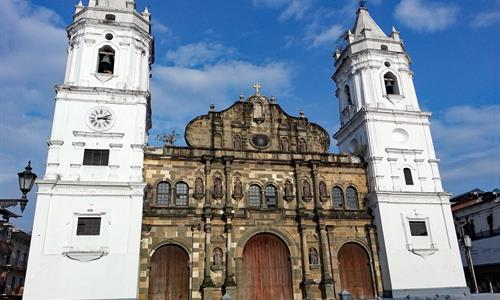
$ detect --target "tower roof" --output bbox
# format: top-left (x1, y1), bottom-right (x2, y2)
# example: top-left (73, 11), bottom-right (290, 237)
top-left (352, 7), bottom-right (386, 38)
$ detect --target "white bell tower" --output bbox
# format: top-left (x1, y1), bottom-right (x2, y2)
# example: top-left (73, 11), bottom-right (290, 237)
top-left (333, 5), bottom-right (468, 298)
top-left (24, 0), bottom-right (153, 299)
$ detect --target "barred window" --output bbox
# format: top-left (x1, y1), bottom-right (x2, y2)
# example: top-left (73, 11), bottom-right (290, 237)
top-left (332, 187), bottom-right (344, 209)
top-left (345, 186), bottom-right (358, 209)
top-left (265, 185), bottom-right (277, 207)
top-left (156, 182), bottom-right (170, 205)
top-left (76, 217), bottom-right (101, 236)
top-left (249, 185), bottom-right (261, 207)
top-left (175, 182), bottom-right (188, 206)
top-left (83, 149), bottom-right (109, 166)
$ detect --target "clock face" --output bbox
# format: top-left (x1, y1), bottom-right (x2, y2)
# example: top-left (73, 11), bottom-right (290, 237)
top-left (87, 107), bottom-right (114, 130)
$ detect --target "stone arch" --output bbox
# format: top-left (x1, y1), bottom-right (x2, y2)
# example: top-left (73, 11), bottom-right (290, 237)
top-left (234, 227), bottom-right (299, 259)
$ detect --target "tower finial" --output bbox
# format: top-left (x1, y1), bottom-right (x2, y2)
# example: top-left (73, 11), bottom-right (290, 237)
top-left (360, 0), bottom-right (367, 8)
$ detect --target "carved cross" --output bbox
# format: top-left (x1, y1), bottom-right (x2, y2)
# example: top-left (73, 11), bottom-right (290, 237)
top-left (253, 83), bottom-right (262, 95)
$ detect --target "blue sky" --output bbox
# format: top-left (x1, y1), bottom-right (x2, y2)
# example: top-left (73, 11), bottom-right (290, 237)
top-left (0, 0), bottom-right (499, 231)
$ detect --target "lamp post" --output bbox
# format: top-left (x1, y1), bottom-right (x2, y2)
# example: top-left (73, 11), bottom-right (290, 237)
top-left (0, 161), bottom-right (37, 213)
top-left (463, 234), bottom-right (479, 293)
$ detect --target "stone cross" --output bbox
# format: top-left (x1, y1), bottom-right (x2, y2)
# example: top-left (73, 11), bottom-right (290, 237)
top-left (253, 83), bottom-right (262, 96)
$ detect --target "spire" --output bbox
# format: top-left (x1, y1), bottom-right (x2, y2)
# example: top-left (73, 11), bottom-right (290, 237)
top-left (75, 0), bottom-right (84, 14)
top-left (351, 4), bottom-right (386, 39)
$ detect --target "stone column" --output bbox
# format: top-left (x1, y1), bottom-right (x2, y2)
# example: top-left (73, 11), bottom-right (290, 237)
top-left (319, 225), bottom-right (335, 299)
top-left (203, 155), bottom-right (213, 205)
top-left (294, 160), bottom-right (303, 208)
top-left (365, 225), bottom-right (382, 297)
top-left (223, 156), bottom-right (233, 207)
top-left (326, 226), bottom-right (339, 298)
top-left (299, 223), bottom-right (315, 299)
top-left (310, 161), bottom-right (320, 210)
top-left (202, 207), bottom-right (214, 290)
top-left (224, 222), bottom-right (236, 298)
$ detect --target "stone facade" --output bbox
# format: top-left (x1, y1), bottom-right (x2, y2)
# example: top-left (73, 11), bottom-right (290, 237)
top-left (139, 94), bottom-right (383, 300)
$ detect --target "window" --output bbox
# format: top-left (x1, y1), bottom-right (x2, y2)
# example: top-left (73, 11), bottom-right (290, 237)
top-left (381, 45), bottom-right (389, 51)
top-left (384, 72), bottom-right (399, 95)
top-left (105, 14), bottom-right (116, 21)
top-left (83, 149), bottom-right (109, 166)
top-left (345, 187), bottom-right (358, 209)
top-left (265, 185), bottom-right (277, 207)
top-left (156, 182), bottom-right (170, 205)
top-left (14, 250), bottom-right (20, 266)
top-left (403, 168), bottom-right (414, 185)
top-left (345, 85), bottom-right (352, 105)
top-left (332, 187), bottom-right (344, 208)
top-left (97, 46), bottom-right (115, 74)
top-left (175, 182), bottom-right (188, 206)
top-left (76, 217), bottom-right (101, 236)
top-left (249, 185), bottom-right (261, 207)
top-left (409, 221), bottom-right (428, 236)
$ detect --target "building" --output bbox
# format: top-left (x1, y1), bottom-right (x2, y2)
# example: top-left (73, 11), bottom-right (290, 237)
top-left (0, 209), bottom-right (30, 299)
top-left (24, 1), bottom-right (469, 300)
top-left (24, 0), bottom-right (153, 299)
top-left (452, 189), bottom-right (500, 293)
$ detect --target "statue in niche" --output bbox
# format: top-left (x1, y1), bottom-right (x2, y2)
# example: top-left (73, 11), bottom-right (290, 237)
top-left (280, 137), bottom-right (289, 152)
top-left (213, 177), bottom-right (223, 199)
top-left (303, 180), bottom-right (312, 198)
top-left (253, 102), bottom-right (264, 123)
top-left (298, 138), bottom-right (307, 152)
top-left (319, 181), bottom-right (328, 198)
top-left (233, 134), bottom-right (242, 150)
top-left (194, 177), bottom-right (204, 199)
top-left (213, 248), bottom-right (223, 266)
top-left (233, 179), bottom-right (243, 200)
top-left (284, 181), bottom-right (293, 196)
top-left (309, 247), bottom-right (319, 265)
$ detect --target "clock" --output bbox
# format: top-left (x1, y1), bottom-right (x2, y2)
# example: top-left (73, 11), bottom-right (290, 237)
top-left (87, 106), bottom-right (114, 131)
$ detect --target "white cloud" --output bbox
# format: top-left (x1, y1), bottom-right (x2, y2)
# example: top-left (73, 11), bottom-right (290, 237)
top-left (309, 24), bottom-right (344, 48)
top-left (432, 105), bottom-right (500, 192)
top-left (252, 0), bottom-right (313, 22)
top-left (165, 42), bottom-right (236, 67)
top-left (394, 0), bottom-right (459, 32)
top-left (0, 0), bottom-right (67, 230)
top-left (470, 11), bottom-right (500, 28)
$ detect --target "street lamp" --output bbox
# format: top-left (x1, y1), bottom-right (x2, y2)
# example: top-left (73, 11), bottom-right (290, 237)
top-left (0, 161), bottom-right (37, 213)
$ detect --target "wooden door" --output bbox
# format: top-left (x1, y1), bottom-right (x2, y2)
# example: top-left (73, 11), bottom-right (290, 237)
top-left (338, 243), bottom-right (375, 299)
top-left (148, 245), bottom-right (189, 300)
top-left (241, 233), bottom-right (293, 300)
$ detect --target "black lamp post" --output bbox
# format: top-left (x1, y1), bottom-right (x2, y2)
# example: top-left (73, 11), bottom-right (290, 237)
top-left (0, 161), bottom-right (37, 213)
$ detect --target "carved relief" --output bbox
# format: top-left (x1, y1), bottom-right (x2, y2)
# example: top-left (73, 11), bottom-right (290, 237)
top-left (211, 247), bottom-right (225, 271)
top-left (280, 137), bottom-right (289, 152)
top-left (253, 101), bottom-right (264, 123)
top-left (298, 138), bottom-right (307, 152)
top-left (233, 134), bottom-right (243, 150)
top-left (309, 247), bottom-right (320, 269)
top-left (319, 181), bottom-right (329, 202)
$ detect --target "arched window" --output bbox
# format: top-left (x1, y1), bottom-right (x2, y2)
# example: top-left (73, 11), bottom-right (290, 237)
top-left (345, 85), bottom-right (353, 105)
top-left (332, 186), bottom-right (344, 209)
top-left (345, 186), bottom-right (358, 209)
top-left (265, 185), bottom-right (277, 207)
top-left (156, 181), bottom-right (170, 205)
top-left (249, 185), bottom-right (261, 207)
top-left (403, 168), bottom-right (414, 185)
top-left (383, 72), bottom-right (399, 95)
top-left (97, 46), bottom-right (115, 74)
top-left (175, 182), bottom-right (188, 206)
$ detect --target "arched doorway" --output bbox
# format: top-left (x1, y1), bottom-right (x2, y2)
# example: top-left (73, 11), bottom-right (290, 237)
top-left (338, 243), bottom-right (375, 299)
top-left (148, 244), bottom-right (189, 300)
top-left (241, 233), bottom-right (293, 300)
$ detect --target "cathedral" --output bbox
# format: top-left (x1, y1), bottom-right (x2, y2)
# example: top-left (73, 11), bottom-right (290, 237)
top-left (24, 1), bottom-right (469, 300)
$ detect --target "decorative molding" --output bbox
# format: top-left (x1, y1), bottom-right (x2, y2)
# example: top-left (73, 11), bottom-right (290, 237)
top-left (409, 247), bottom-right (439, 259)
top-left (385, 148), bottom-right (424, 155)
top-left (72, 142), bottom-right (85, 147)
top-left (62, 247), bottom-right (109, 262)
top-left (73, 131), bottom-right (124, 139)
top-left (94, 73), bottom-right (116, 83)
top-left (48, 140), bottom-right (64, 146)
top-left (109, 143), bottom-right (123, 148)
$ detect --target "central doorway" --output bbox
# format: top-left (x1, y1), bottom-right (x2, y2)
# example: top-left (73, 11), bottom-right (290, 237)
top-left (241, 233), bottom-right (293, 300)
top-left (148, 244), bottom-right (189, 300)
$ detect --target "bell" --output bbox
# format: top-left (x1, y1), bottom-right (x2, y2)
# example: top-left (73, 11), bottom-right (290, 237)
top-left (385, 80), bottom-right (393, 87)
top-left (99, 55), bottom-right (113, 73)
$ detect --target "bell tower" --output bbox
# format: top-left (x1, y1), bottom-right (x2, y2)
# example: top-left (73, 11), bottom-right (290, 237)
top-left (24, 1), bottom-right (154, 299)
top-left (333, 5), bottom-right (468, 298)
